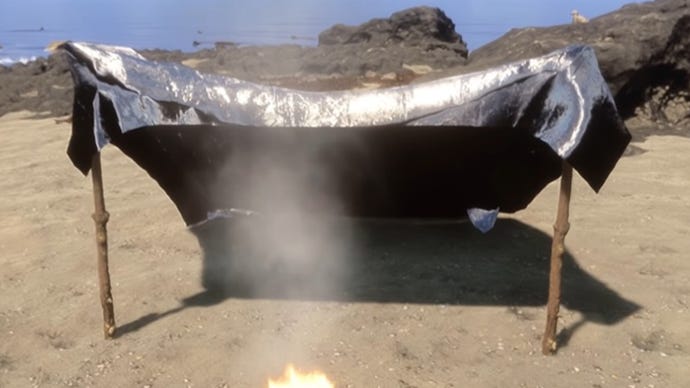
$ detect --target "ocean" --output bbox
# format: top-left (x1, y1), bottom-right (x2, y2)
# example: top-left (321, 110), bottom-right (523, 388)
top-left (0, 0), bottom-right (633, 66)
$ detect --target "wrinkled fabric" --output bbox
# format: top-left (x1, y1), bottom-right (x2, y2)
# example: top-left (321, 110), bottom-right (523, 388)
top-left (467, 207), bottom-right (500, 234)
top-left (62, 42), bottom-right (630, 230)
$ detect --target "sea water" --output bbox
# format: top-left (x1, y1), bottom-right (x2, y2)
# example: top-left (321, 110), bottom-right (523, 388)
top-left (0, 0), bottom-right (633, 66)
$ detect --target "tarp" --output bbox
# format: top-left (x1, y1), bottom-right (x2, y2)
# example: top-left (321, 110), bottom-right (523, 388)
top-left (62, 42), bottom-right (630, 231)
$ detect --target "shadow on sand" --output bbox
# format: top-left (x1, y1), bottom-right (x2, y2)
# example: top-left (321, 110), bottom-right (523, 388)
top-left (116, 217), bottom-right (640, 347)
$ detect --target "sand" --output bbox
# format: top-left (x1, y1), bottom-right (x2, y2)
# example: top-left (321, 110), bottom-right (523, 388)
top-left (0, 111), bottom-right (689, 387)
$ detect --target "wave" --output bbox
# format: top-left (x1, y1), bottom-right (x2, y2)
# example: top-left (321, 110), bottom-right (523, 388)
top-left (0, 56), bottom-right (38, 66)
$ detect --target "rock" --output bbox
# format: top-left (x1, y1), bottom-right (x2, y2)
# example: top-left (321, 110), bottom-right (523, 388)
top-left (319, 6), bottom-right (466, 52)
top-left (465, 0), bottom-right (690, 126)
top-left (381, 72), bottom-right (398, 81)
top-left (0, 52), bottom-right (73, 117)
top-left (140, 48), bottom-right (189, 63)
top-left (305, 6), bottom-right (468, 76)
top-left (213, 41), bottom-right (237, 50)
top-left (364, 70), bottom-right (378, 79)
top-left (402, 64), bottom-right (433, 75)
top-left (180, 58), bottom-right (209, 69)
top-left (318, 24), bottom-right (359, 46)
top-left (628, 86), bottom-right (690, 129)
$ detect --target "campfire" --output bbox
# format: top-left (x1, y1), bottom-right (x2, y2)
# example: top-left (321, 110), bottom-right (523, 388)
top-left (268, 364), bottom-right (334, 388)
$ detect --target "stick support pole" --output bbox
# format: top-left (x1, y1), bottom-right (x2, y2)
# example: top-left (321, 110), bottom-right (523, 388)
top-left (542, 161), bottom-right (573, 355)
top-left (91, 153), bottom-right (116, 339)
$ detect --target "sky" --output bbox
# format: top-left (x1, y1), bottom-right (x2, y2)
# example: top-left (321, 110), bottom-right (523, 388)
top-left (0, 0), bottom-right (638, 63)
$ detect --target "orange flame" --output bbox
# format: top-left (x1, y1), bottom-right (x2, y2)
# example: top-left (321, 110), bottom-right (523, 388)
top-left (268, 364), bottom-right (334, 388)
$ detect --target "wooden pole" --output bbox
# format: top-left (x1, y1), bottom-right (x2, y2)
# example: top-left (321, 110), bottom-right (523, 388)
top-left (542, 161), bottom-right (573, 355)
top-left (91, 153), bottom-right (116, 339)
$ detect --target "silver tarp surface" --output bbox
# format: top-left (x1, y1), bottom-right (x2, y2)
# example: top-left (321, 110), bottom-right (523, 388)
top-left (62, 42), bottom-right (630, 230)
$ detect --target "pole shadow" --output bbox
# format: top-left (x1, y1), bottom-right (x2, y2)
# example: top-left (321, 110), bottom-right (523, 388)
top-left (116, 217), bottom-right (640, 344)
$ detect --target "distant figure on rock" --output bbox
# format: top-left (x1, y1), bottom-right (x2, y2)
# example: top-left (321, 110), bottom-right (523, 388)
top-left (571, 10), bottom-right (589, 24)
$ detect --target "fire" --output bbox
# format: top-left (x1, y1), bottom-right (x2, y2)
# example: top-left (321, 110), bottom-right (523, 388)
top-left (268, 364), bottom-right (334, 388)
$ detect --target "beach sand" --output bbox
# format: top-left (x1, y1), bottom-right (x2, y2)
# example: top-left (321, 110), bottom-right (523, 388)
top-left (0, 111), bottom-right (689, 387)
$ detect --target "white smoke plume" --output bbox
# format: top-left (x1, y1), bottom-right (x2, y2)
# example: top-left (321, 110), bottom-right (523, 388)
top-left (198, 129), bottom-right (357, 301)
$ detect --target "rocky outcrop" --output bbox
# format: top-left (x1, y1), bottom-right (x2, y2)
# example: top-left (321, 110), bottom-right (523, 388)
top-left (0, 53), bottom-right (72, 118)
top-left (191, 6), bottom-right (468, 79)
top-left (622, 13), bottom-right (690, 129)
top-left (319, 6), bottom-right (464, 49)
top-left (304, 7), bottom-right (467, 76)
top-left (464, 0), bottom-right (690, 129)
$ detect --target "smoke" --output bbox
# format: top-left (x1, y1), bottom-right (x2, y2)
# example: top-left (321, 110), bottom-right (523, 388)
top-left (196, 128), bottom-right (356, 301)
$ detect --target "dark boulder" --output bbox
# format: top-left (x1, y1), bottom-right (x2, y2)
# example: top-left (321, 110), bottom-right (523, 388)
top-left (464, 0), bottom-right (690, 127)
top-left (307, 6), bottom-right (468, 76)
top-left (319, 6), bottom-right (466, 52)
